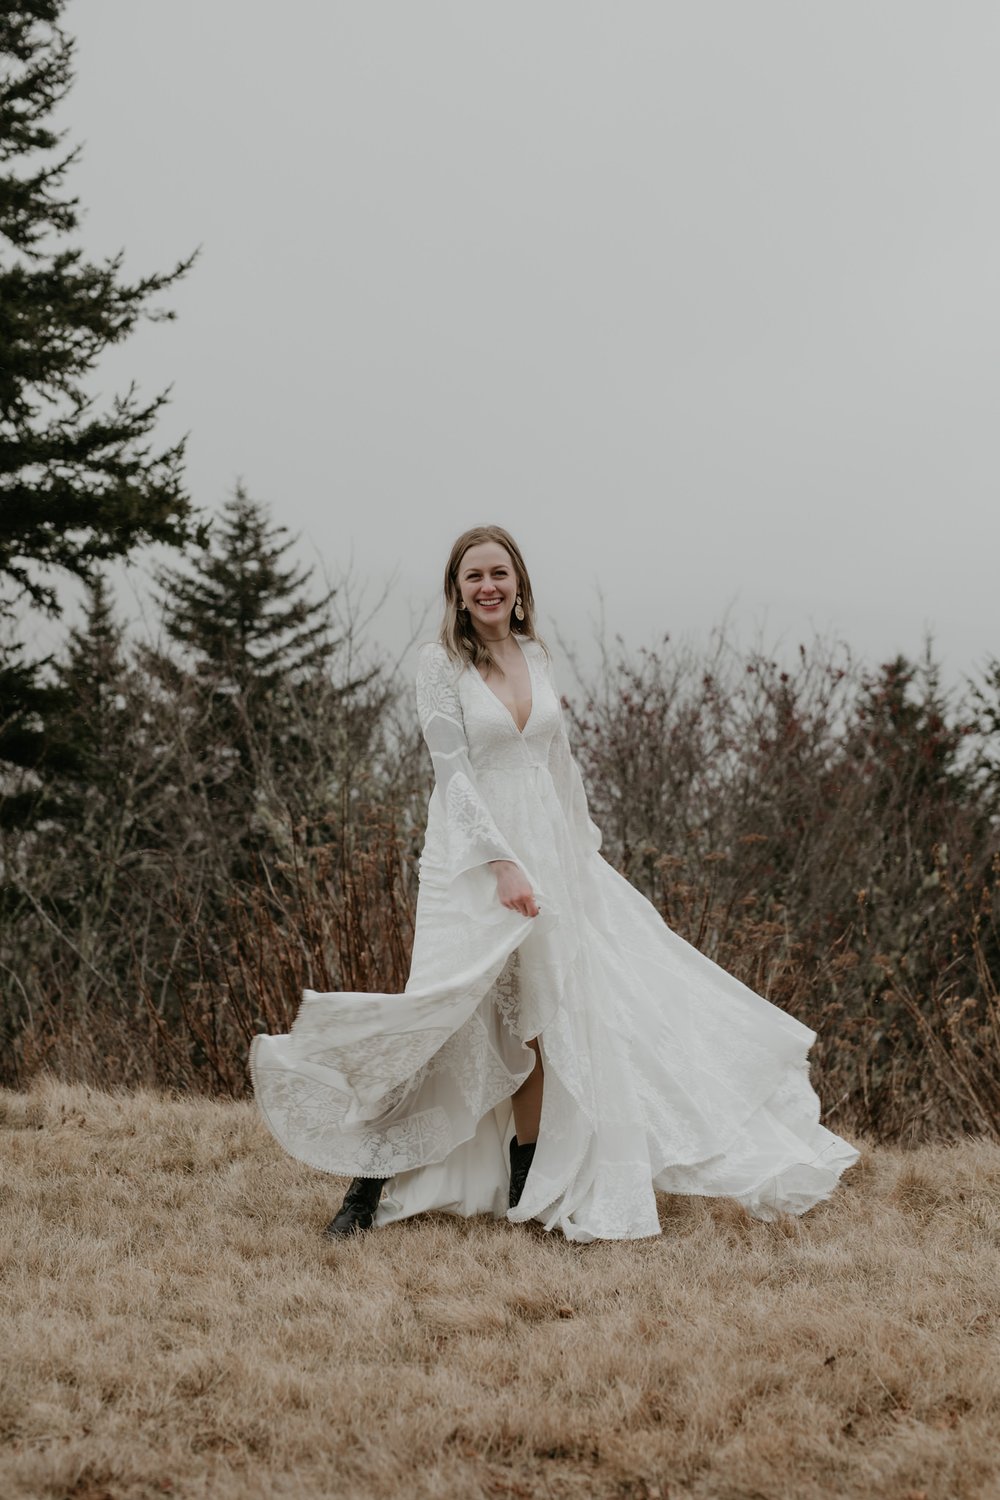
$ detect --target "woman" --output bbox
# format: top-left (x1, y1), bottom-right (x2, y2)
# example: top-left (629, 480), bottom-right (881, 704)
top-left (251, 526), bottom-right (858, 1243)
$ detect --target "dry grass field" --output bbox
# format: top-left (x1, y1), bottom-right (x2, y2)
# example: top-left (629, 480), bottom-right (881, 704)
top-left (2, 1083), bottom-right (999, 1500)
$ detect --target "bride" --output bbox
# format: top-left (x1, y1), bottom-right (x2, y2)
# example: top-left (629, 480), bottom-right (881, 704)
top-left (250, 526), bottom-right (858, 1243)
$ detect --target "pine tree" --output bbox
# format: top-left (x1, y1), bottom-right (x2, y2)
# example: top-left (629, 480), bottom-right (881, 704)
top-left (0, 1), bottom-right (200, 818)
top-left (851, 652), bottom-right (968, 812)
top-left (0, 1), bottom-right (199, 621)
top-left (44, 575), bottom-right (138, 902)
top-left (156, 487), bottom-right (336, 696)
top-left (0, 576), bottom-right (130, 951)
top-left (53, 572), bottom-right (130, 774)
top-left (153, 488), bottom-right (375, 871)
top-left (968, 658), bottom-right (1000, 806)
top-left (1, 576), bottom-right (132, 844)
top-left (0, 644), bottom-right (77, 828)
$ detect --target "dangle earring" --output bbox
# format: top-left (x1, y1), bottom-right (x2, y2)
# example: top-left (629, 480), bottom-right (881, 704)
top-left (514, 595), bottom-right (525, 623)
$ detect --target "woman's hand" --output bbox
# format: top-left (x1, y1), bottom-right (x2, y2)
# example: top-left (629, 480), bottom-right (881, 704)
top-left (490, 860), bottom-right (540, 918)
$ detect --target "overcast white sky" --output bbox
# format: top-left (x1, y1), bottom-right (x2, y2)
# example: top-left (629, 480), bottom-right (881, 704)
top-left (59, 1), bottom-right (1000, 679)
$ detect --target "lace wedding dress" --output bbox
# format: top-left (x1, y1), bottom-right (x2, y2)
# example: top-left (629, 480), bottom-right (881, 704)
top-left (250, 637), bottom-right (858, 1242)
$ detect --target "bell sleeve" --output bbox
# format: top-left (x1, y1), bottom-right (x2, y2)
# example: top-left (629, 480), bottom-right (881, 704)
top-left (415, 642), bottom-right (525, 913)
top-left (543, 655), bottom-right (603, 860)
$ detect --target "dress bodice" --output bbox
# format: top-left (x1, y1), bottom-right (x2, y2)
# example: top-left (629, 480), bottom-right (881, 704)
top-left (454, 638), bottom-right (562, 776)
top-left (412, 637), bottom-right (601, 902)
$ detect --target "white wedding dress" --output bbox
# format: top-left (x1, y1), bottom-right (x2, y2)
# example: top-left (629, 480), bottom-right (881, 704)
top-left (250, 637), bottom-right (858, 1242)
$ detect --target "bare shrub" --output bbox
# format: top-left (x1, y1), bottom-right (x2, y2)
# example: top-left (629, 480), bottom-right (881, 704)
top-left (562, 632), bottom-right (1000, 1139)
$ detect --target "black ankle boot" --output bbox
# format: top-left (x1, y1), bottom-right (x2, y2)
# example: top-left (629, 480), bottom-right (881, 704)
top-left (324, 1176), bottom-right (388, 1239)
top-left (508, 1137), bottom-right (536, 1209)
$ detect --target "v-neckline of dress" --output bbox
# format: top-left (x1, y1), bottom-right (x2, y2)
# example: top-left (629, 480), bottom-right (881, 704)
top-left (471, 634), bottom-right (534, 737)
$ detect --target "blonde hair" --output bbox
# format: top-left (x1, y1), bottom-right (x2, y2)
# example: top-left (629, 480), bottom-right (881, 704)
top-left (439, 525), bottom-right (544, 675)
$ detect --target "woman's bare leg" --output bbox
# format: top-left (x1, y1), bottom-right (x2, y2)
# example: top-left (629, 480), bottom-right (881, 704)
top-left (511, 1038), bottom-right (543, 1144)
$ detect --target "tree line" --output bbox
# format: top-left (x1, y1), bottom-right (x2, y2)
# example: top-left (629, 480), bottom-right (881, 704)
top-left (0, 3), bottom-right (411, 1090)
top-left (3, 516), bottom-right (999, 1142)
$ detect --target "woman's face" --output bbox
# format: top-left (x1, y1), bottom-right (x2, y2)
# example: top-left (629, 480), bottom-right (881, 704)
top-left (456, 541), bottom-right (518, 634)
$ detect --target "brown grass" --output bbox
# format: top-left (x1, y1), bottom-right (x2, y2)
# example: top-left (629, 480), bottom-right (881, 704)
top-left (3, 1083), bottom-right (999, 1500)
